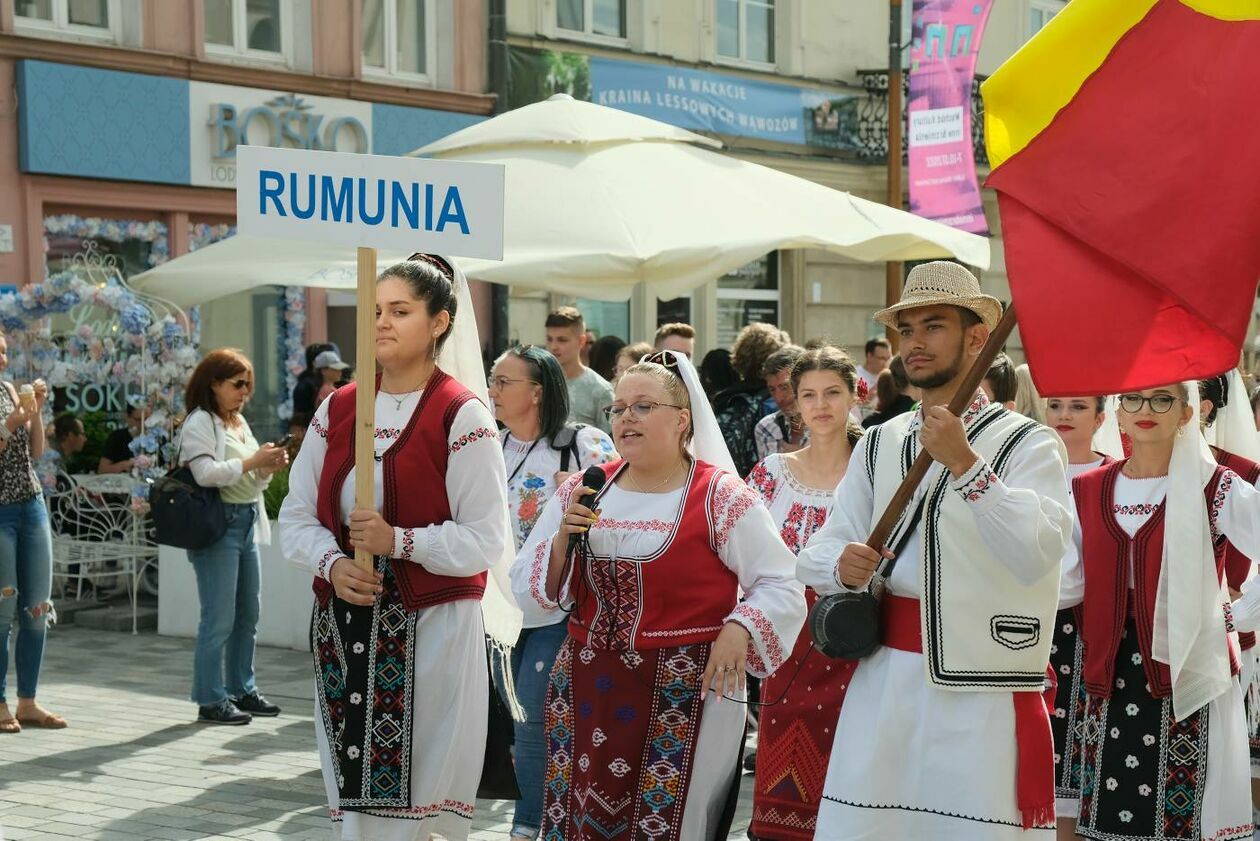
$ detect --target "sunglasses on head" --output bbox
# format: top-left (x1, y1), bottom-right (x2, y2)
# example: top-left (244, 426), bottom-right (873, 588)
top-left (643, 350), bottom-right (682, 370)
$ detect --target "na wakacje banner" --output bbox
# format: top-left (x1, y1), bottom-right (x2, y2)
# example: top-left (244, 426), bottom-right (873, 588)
top-left (907, 0), bottom-right (995, 235)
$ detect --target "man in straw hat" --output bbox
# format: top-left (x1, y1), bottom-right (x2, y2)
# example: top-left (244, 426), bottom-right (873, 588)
top-left (797, 261), bottom-right (1075, 839)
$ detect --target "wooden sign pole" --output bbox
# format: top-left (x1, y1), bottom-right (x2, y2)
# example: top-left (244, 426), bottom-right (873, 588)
top-left (354, 246), bottom-right (377, 571)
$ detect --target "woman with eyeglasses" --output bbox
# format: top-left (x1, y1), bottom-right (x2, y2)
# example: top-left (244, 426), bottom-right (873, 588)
top-left (1042, 395), bottom-right (1114, 840)
top-left (1059, 383), bottom-right (1258, 841)
top-left (280, 256), bottom-right (519, 841)
top-left (745, 346), bottom-right (864, 841)
top-left (512, 349), bottom-right (805, 841)
top-left (489, 345), bottom-right (616, 841)
top-left (178, 348), bottom-right (288, 726)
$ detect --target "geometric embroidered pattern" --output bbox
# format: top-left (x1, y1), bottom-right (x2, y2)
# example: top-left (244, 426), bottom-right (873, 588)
top-left (312, 559), bottom-right (417, 810)
top-left (541, 640), bottom-right (708, 841)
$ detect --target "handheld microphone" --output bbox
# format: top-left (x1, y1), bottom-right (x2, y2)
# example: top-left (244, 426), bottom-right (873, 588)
top-left (567, 465), bottom-right (607, 554)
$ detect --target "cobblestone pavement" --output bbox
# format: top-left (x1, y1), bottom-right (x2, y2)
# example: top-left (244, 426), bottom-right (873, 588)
top-left (0, 626), bottom-right (754, 840)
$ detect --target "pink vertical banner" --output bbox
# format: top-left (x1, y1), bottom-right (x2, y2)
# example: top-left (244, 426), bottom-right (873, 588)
top-left (907, 0), bottom-right (995, 235)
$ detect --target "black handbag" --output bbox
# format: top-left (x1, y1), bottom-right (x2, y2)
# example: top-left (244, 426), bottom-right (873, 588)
top-left (809, 490), bottom-right (928, 660)
top-left (151, 464), bottom-right (228, 550)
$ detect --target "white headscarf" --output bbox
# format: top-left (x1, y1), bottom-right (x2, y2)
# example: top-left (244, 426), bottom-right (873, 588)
top-left (1153, 380), bottom-right (1233, 721)
top-left (1203, 369), bottom-right (1260, 463)
top-left (636, 349), bottom-right (738, 476)
top-left (1092, 396), bottom-right (1125, 460)
top-left (430, 256), bottom-right (522, 649)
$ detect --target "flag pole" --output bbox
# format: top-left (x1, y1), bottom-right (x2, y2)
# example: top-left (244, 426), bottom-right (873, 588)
top-left (885, 0), bottom-right (905, 350)
top-left (866, 304), bottom-right (1018, 552)
top-left (354, 246), bottom-right (377, 572)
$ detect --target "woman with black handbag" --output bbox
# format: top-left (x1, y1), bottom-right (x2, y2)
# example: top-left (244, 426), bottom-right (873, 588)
top-left (179, 348), bottom-right (287, 726)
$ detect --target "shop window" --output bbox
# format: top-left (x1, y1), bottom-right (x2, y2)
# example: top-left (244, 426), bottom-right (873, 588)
top-left (205, 0), bottom-right (288, 62)
top-left (558, 0), bottom-right (627, 41)
top-left (15, 0), bottom-right (118, 41)
top-left (717, 0), bottom-right (775, 66)
top-left (574, 299), bottom-right (630, 342)
top-left (1027, 0), bottom-right (1066, 40)
top-left (716, 253), bottom-right (779, 347)
top-left (361, 0), bottom-right (435, 82)
top-left (657, 297), bottom-right (692, 330)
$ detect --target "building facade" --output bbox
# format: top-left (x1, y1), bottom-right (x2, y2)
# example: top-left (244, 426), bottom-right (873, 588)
top-left (501, 0), bottom-right (1068, 361)
top-left (0, 0), bottom-right (490, 439)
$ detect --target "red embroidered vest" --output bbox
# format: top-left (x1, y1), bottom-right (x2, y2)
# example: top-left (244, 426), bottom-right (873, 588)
top-left (312, 369), bottom-right (487, 612)
top-left (567, 459), bottom-right (740, 650)
top-left (1064, 454), bottom-right (1116, 630)
top-left (1213, 447), bottom-right (1260, 651)
top-left (1073, 460), bottom-right (1235, 699)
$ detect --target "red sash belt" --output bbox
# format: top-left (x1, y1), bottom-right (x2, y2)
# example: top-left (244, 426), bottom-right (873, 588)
top-left (881, 593), bottom-right (1055, 830)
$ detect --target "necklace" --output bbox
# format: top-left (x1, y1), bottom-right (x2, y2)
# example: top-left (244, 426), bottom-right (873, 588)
top-left (627, 457), bottom-right (683, 494)
top-left (381, 369), bottom-right (432, 411)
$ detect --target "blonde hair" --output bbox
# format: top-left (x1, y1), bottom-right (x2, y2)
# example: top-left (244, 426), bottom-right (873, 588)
top-left (620, 361), bottom-right (693, 447)
top-left (1013, 363), bottom-right (1045, 423)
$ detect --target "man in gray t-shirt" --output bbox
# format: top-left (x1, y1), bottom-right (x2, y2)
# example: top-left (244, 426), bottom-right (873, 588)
top-left (545, 306), bottom-right (614, 433)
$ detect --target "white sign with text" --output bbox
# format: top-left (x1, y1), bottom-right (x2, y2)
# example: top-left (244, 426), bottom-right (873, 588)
top-left (236, 146), bottom-right (505, 259)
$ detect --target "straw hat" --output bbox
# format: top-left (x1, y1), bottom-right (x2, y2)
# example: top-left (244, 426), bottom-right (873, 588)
top-left (874, 261), bottom-right (1002, 331)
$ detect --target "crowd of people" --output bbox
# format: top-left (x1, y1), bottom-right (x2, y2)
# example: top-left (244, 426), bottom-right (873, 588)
top-left (2, 254), bottom-right (1260, 841)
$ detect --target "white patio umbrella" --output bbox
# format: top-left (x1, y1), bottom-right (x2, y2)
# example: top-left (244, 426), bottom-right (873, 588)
top-left (132, 94), bottom-right (988, 307)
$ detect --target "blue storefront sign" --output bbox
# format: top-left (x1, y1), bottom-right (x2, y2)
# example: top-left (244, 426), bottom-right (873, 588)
top-left (589, 56), bottom-right (855, 149)
top-left (16, 60), bottom-right (483, 189)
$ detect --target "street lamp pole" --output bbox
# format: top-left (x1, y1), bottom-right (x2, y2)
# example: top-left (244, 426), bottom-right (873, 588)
top-left (886, 0), bottom-right (904, 348)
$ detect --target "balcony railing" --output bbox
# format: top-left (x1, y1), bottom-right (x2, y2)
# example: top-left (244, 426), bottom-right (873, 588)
top-left (852, 69), bottom-right (989, 167)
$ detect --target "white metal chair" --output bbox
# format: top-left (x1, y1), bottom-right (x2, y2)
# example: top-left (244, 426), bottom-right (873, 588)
top-left (46, 472), bottom-right (158, 633)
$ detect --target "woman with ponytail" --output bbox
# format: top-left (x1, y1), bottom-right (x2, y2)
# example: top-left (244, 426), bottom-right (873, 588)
top-left (281, 255), bottom-right (518, 841)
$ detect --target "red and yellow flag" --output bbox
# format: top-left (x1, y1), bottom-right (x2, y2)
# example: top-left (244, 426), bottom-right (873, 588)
top-left (982, 0), bottom-right (1260, 396)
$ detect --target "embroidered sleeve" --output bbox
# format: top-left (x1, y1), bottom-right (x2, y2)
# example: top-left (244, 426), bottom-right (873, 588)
top-left (1213, 468), bottom-right (1260, 559)
top-left (745, 458), bottom-right (778, 506)
top-left (710, 473), bottom-right (760, 550)
top-left (1231, 580), bottom-right (1260, 635)
top-left (410, 399), bottom-right (510, 577)
top-left (316, 550), bottom-right (345, 582)
top-left (728, 603), bottom-right (788, 676)
top-left (392, 527), bottom-right (419, 562)
top-left (713, 472), bottom-right (806, 679)
top-left (510, 471), bottom-right (584, 624)
top-left (950, 457), bottom-right (1007, 515)
top-left (449, 425), bottom-right (498, 454)
top-left (797, 434), bottom-right (875, 596)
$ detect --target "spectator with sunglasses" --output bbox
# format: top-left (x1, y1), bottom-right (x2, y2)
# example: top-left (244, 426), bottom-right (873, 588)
top-left (178, 348), bottom-right (288, 726)
top-left (490, 344), bottom-right (616, 841)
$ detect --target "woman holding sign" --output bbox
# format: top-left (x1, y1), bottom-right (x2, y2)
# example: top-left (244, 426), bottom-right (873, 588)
top-left (281, 255), bottom-right (515, 841)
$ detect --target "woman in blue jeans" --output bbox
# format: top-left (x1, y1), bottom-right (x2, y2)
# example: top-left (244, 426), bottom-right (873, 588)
top-left (179, 348), bottom-right (288, 726)
top-left (0, 330), bottom-right (61, 734)
top-left (492, 345), bottom-right (617, 839)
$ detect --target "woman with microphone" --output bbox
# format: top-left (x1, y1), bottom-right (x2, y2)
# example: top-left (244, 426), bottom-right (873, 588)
top-left (512, 349), bottom-right (804, 841)
top-left (490, 344), bottom-right (616, 841)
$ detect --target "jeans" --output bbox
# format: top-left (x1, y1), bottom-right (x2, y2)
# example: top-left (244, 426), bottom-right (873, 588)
top-left (187, 503), bottom-right (260, 706)
top-left (494, 620), bottom-right (569, 838)
top-left (0, 495), bottom-right (54, 703)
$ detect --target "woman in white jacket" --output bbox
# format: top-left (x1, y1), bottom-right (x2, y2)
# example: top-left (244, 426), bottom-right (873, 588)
top-left (178, 348), bottom-right (287, 726)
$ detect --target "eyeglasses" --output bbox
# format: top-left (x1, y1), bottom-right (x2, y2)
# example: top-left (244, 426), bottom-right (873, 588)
top-left (1118, 393), bottom-right (1181, 414)
top-left (604, 401), bottom-right (684, 421)
top-left (228, 378), bottom-right (251, 391)
top-left (487, 375), bottom-right (538, 390)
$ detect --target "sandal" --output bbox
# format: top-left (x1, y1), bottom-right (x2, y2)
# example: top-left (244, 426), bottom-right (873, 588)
top-left (0, 716), bottom-right (20, 734)
top-left (16, 711), bottom-right (66, 729)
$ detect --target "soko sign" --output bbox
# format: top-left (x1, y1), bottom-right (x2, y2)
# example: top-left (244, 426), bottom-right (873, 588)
top-left (236, 146), bottom-right (505, 259)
